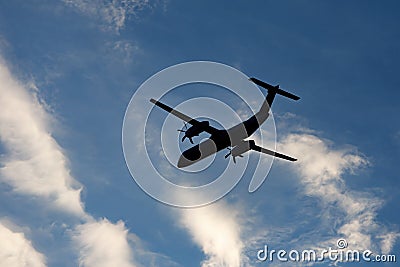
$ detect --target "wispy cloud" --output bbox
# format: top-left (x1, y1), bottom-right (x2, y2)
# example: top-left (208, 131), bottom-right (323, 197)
top-left (152, 101), bottom-right (397, 266)
top-left (0, 56), bottom-right (166, 266)
top-left (105, 40), bottom-right (141, 65)
top-left (278, 131), bottom-right (398, 254)
top-left (164, 109), bottom-right (398, 265)
top-left (63, 0), bottom-right (151, 32)
top-left (0, 221), bottom-right (46, 267)
top-left (176, 200), bottom-right (249, 267)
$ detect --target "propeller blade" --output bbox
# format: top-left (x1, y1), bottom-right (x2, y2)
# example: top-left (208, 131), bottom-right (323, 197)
top-left (178, 123), bottom-right (188, 134)
top-left (224, 152), bottom-right (231, 158)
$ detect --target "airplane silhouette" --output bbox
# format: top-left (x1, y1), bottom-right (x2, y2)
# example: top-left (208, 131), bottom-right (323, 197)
top-left (150, 78), bottom-right (300, 168)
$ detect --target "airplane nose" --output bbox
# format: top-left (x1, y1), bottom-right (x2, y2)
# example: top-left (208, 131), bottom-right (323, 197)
top-left (177, 155), bottom-right (192, 168)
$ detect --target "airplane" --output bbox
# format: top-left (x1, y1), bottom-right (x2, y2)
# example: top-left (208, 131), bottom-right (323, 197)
top-left (150, 77), bottom-right (300, 168)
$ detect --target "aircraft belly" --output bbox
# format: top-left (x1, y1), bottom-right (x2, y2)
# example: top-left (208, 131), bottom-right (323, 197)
top-left (178, 138), bottom-right (224, 168)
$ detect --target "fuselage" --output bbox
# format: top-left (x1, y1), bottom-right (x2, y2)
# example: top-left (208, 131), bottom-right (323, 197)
top-left (177, 108), bottom-right (270, 167)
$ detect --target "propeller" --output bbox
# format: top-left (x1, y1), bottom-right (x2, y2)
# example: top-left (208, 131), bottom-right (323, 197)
top-left (177, 122), bottom-right (188, 133)
top-left (177, 123), bottom-right (194, 144)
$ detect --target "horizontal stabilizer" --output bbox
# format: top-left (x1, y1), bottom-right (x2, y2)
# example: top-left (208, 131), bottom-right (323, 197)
top-left (250, 141), bottom-right (297, 162)
top-left (249, 77), bottom-right (300, 101)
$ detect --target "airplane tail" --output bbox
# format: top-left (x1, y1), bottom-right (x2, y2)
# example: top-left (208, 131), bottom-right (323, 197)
top-left (249, 78), bottom-right (300, 101)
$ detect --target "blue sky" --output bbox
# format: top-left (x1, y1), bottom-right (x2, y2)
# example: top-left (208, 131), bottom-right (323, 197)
top-left (0, 1), bottom-right (399, 266)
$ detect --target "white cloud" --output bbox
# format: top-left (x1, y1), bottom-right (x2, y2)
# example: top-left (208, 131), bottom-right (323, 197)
top-left (0, 57), bottom-right (161, 267)
top-left (177, 200), bottom-right (248, 267)
top-left (0, 222), bottom-right (46, 267)
top-left (379, 232), bottom-right (400, 254)
top-left (72, 218), bottom-right (138, 267)
top-left (278, 132), bottom-right (398, 253)
top-left (0, 58), bottom-right (85, 217)
top-left (63, 0), bottom-right (151, 32)
top-left (166, 113), bottom-right (396, 265)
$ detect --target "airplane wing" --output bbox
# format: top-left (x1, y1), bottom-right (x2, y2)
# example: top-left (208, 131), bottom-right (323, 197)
top-left (150, 98), bottom-right (219, 134)
top-left (249, 142), bottom-right (297, 162)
